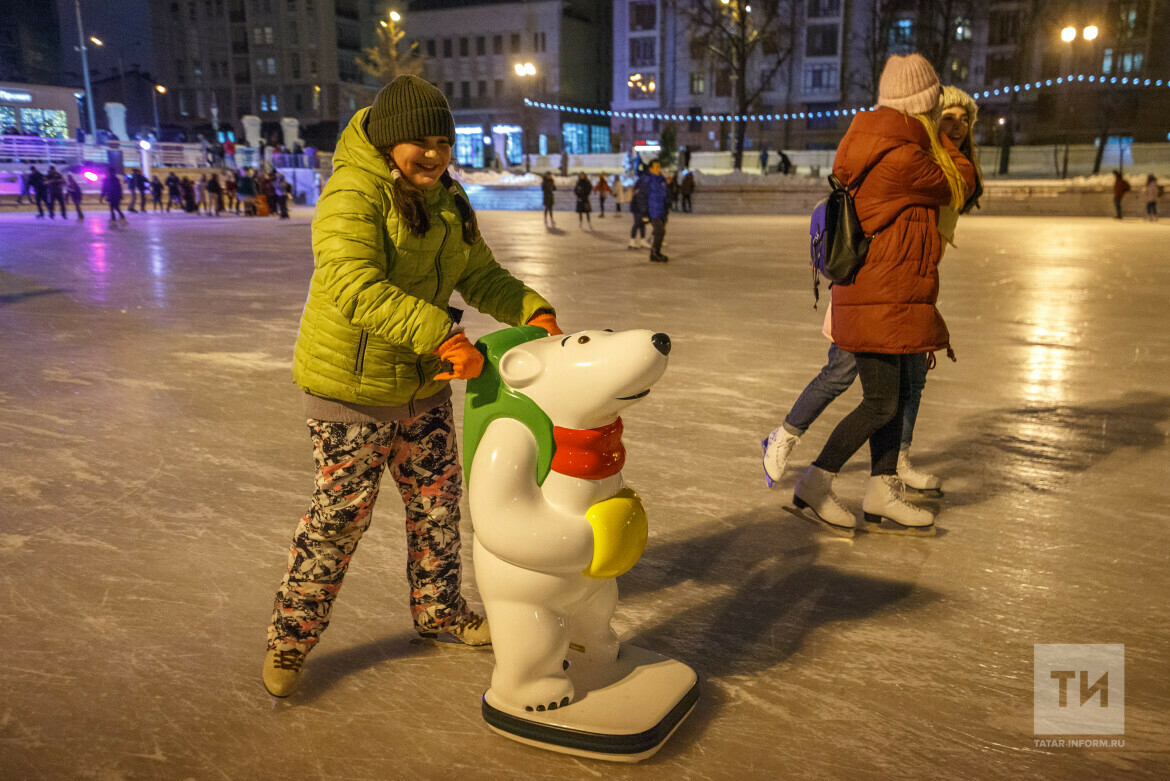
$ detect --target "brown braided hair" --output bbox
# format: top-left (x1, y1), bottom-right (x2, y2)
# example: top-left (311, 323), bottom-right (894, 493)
top-left (379, 151), bottom-right (480, 245)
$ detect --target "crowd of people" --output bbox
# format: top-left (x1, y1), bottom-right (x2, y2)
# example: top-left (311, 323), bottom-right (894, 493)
top-left (15, 164), bottom-right (295, 228)
top-left (539, 164), bottom-right (696, 262)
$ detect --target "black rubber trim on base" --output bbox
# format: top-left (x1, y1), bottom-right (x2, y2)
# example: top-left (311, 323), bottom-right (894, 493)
top-left (482, 680), bottom-right (700, 755)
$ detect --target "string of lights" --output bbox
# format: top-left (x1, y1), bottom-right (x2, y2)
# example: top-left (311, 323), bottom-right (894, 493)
top-left (523, 73), bottom-right (1168, 124)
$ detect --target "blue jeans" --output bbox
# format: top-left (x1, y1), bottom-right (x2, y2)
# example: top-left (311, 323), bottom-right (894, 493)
top-left (783, 345), bottom-right (928, 449)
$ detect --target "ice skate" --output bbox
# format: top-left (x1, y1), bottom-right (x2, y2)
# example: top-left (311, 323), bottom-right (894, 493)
top-left (418, 611), bottom-right (491, 647)
top-left (262, 647), bottom-right (306, 697)
top-left (108, 218), bottom-right (118, 229)
top-left (761, 427), bottom-right (800, 488)
top-left (788, 465), bottom-right (856, 536)
top-left (627, 238), bottom-right (640, 249)
top-left (897, 449), bottom-right (942, 493)
top-left (860, 475), bottom-right (936, 536)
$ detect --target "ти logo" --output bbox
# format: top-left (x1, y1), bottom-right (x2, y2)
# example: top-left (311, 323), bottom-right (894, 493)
top-left (1034, 644), bottom-right (1124, 735)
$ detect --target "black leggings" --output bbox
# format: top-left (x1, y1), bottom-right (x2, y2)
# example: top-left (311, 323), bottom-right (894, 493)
top-left (813, 352), bottom-right (917, 476)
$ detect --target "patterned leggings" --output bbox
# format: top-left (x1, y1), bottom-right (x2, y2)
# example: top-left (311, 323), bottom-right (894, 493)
top-left (267, 402), bottom-right (469, 653)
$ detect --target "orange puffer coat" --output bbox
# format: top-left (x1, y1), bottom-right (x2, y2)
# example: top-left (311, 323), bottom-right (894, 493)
top-left (829, 108), bottom-right (975, 355)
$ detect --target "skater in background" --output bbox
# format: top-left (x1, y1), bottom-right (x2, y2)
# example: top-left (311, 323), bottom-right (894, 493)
top-left (612, 173), bottom-right (625, 213)
top-left (667, 170), bottom-right (681, 212)
top-left (540, 171), bottom-right (556, 227)
top-left (780, 54), bottom-right (973, 536)
top-left (680, 170), bottom-right (695, 213)
top-left (574, 171), bottom-right (593, 229)
top-left (225, 171), bottom-right (239, 214)
top-left (760, 148), bottom-right (770, 175)
top-left (44, 165), bottom-right (66, 219)
top-left (593, 172), bottom-right (612, 217)
top-left (207, 173), bottom-right (224, 216)
top-left (1144, 174), bottom-right (1161, 221)
top-left (29, 166), bottom-right (47, 218)
top-left (100, 169), bottom-right (128, 227)
top-left (66, 174), bottom-right (83, 220)
top-left (150, 175), bottom-right (163, 211)
top-left (1112, 170), bottom-right (1130, 219)
top-left (275, 173), bottom-right (290, 219)
top-left (262, 75), bottom-right (562, 699)
top-left (238, 169), bottom-right (256, 215)
top-left (638, 159), bottom-right (670, 262)
top-left (627, 168), bottom-right (649, 249)
top-left (165, 171), bottom-right (182, 212)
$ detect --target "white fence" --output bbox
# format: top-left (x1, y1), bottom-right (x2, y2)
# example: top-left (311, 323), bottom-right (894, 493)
top-left (0, 135), bottom-right (326, 172)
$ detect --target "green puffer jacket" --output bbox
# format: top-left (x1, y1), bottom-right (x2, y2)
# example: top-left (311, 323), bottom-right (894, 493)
top-left (293, 108), bottom-right (553, 410)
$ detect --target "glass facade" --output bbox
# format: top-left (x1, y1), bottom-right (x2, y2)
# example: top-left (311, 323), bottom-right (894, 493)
top-left (562, 123), bottom-right (611, 154)
top-left (455, 126), bottom-right (484, 168)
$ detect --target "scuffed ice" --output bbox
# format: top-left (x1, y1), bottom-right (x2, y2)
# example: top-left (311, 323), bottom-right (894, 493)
top-left (0, 210), bottom-right (1167, 779)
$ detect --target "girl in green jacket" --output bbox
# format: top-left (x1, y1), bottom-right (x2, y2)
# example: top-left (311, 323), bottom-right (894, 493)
top-left (263, 76), bottom-right (562, 698)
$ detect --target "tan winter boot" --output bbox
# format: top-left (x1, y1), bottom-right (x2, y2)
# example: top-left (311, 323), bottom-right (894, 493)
top-left (262, 647), bottom-right (307, 698)
top-left (420, 611), bottom-right (492, 647)
top-left (862, 475), bottom-right (935, 531)
top-left (793, 465), bottom-right (857, 533)
top-left (897, 449), bottom-right (942, 492)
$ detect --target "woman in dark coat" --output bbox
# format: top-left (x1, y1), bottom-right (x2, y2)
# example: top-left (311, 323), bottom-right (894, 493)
top-left (791, 54), bottom-right (974, 536)
top-left (101, 171), bottom-right (127, 226)
top-left (573, 172), bottom-right (592, 229)
top-left (540, 172), bottom-right (556, 227)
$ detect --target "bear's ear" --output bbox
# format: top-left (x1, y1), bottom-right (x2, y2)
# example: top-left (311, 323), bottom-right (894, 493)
top-left (498, 346), bottom-right (543, 389)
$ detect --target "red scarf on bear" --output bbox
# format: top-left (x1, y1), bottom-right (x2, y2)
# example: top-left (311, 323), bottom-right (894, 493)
top-left (551, 418), bottom-right (625, 480)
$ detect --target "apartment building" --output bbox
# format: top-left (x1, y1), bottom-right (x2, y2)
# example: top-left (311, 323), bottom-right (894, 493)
top-left (148, 0), bottom-right (380, 145)
top-left (405, 0), bottom-right (612, 167)
top-left (608, 0), bottom-right (1167, 155)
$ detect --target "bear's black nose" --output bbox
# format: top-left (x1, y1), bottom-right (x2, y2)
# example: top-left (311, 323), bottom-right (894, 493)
top-left (652, 332), bottom-right (671, 356)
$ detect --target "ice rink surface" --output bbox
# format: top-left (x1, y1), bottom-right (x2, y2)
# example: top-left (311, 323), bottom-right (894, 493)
top-left (1, 207), bottom-right (1168, 779)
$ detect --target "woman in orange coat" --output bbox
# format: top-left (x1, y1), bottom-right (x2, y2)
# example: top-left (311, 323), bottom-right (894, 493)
top-left (792, 54), bottom-right (974, 535)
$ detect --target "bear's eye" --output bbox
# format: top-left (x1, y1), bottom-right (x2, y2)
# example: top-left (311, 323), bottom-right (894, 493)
top-left (577, 335), bottom-right (590, 344)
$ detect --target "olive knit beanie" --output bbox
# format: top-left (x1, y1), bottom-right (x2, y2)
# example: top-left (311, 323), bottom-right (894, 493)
top-left (877, 54), bottom-right (940, 116)
top-left (367, 75), bottom-right (455, 149)
top-left (939, 84), bottom-right (978, 128)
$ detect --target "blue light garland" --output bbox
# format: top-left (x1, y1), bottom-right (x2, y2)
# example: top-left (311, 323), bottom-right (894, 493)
top-left (522, 73), bottom-right (1166, 124)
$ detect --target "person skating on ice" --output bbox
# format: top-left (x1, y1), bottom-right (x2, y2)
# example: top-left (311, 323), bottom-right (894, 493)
top-left (637, 159), bottom-right (670, 262)
top-left (262, 75), bottom-right (563, 699)
top-left (778, 54), bottom-right (974, 535)
top-left (762, 84), bottom-right (986, 497)
top-left (574, 171), bottom-right (593, 229)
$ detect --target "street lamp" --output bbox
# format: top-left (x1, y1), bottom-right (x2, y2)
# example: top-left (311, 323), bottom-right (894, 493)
top-left (513, 62), bottom-right (538, 170)
top-left (1083, 25), bottom-right (1098, 41)
top-left (73, 0), bottom-right (98, 142)
top-left (152, 84), bottom-right (166, 140)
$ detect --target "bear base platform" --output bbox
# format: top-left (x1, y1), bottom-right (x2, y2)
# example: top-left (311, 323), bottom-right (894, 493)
top-left (482, 644), bottom-right (699, 762)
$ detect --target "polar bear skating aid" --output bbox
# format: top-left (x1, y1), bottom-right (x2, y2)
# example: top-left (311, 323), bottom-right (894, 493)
top-left (465, 326), bottom-right (699, 762)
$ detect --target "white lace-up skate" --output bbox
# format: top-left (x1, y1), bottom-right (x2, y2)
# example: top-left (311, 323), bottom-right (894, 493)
top-left (897, 449), bottom-right (942, 492)
top-left (861, 475), bottom-right (936, 535)
top-left (791, 465), bottom-right (856, 536)
top-left (761, 427), bottom-right (800, 488)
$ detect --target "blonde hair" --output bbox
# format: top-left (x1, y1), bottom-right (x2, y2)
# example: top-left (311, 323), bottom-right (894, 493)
top-left (915, 113), bottom-right (967, 212)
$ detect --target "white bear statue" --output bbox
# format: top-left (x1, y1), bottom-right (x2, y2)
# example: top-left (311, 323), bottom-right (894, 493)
top-left (465, 326), bottom-right (696, 761)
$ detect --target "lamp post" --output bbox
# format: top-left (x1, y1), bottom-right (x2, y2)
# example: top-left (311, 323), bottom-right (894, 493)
top-left (73, 0), bottom-right (98, 142)
top-left (152, 84), bottom-right (166, 140)
top-left (514, 62), bottom-right (536, 171)
top-left (1059, 22), bottom-right (1101, 177)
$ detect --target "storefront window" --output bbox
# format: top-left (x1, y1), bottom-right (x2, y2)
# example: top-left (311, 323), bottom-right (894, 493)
top-left (18, 108), bottom-right (68, 138)
top-left (455, 126), bottom-right (484, 168)
top-left (0, 106), bottom-right (16, 133)
top-left (562, 123), bottom-right (611, 154)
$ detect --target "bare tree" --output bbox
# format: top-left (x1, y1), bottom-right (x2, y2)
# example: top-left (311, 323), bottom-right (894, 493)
top-left (678, 0), bottom-right (796, 170)
top-left (358, 11), bottom-right (423, 86)
top-left (847, 0), bottom-right (901, 104)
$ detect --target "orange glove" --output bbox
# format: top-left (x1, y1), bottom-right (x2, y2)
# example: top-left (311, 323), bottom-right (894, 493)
top-left (527, 312), bottom-right (563, 336)
top-left (433, 332), bottom-right (484, 381)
